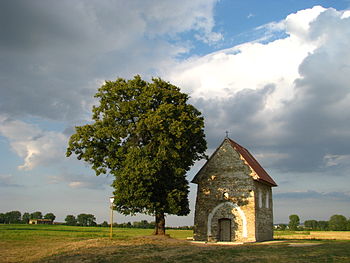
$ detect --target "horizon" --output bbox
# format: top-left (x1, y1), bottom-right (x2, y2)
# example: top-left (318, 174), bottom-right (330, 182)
top-left (1, 0), bottom-right (350, 226)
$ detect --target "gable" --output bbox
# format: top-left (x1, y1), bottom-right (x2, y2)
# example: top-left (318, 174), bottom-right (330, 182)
top-left (192, 138), bottom-right (277, 187)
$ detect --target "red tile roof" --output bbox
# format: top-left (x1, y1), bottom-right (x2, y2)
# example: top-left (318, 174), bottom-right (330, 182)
top-left (227, 138), bottom-right (277, 186)
top-left (192, 138), bottom-right (277, 187)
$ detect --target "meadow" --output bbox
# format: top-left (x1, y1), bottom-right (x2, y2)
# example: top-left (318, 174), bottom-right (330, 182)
top-left (1, 224), bottom-right (350, 262)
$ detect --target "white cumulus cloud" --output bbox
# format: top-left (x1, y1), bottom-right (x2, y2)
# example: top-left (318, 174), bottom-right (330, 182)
top-left (0, 117), bottom-right (67, 170)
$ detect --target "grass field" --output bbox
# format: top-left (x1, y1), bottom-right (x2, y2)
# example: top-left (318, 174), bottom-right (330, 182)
top-left (1, 224), bottom-right (350, 262)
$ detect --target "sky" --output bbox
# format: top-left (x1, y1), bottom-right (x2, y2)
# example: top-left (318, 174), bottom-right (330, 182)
top-left (1, 0), bottom-right (350, 226)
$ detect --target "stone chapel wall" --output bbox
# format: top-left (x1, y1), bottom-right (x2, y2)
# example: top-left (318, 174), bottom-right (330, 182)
top-left (193, 140), bottom-right (258, 242)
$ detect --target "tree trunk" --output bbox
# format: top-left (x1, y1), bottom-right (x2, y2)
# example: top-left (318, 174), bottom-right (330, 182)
top-left (153, 212), bottom-right (165, 235)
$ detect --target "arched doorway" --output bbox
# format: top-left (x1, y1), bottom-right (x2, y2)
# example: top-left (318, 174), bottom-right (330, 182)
top-left (219, 218), bottom-right (232, 241)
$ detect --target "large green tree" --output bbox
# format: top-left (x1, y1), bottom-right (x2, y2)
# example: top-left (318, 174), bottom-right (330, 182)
top-left (77, 213), bottom-right (96, 226)
top-left (329, 214), bottom-right (347, 231)
top-left (30, 211), bottom-right (42, 219)
top-left (288, 214), bottom-right (300, 231)
top-left (65, 215), bottom-right (77, 226)
top-left (66, 76), bottom-right (207, 235)
top-left (44, 213), bottom-right (56, 222)
top-left (5, 211), bottom-right (21, 224)
top-left (22, 212), bottom-right (30, 224)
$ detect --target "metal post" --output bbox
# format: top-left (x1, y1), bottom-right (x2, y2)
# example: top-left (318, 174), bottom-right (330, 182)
top-left (109, 197), bottom-right (115, 240)
top-left (110, 204), bottom-right (113, 239)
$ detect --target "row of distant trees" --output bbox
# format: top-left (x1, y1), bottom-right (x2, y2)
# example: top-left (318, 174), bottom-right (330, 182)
top-left (276, 214), bottom-right (350, 231)
top-left (0, 211), bottom-right (192, 229)
top-left (0, 211), bottom-right (56, 224)
top-left (65, 214), bottom-right (97, 226)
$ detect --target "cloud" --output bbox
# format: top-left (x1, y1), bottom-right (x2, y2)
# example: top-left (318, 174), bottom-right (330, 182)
top-left (48, 170), bottom-right (113, 190)
top-left (0, 117), bottom-right (67, 170)
top-left (0, 174), bottom-right (22, 188)
top-left (323, 154), bottom-right (350, 167)
top-left (164, 6), bottom-right (350, 175)
top-left (0, 0), bottom-right (220, 122)
top-left (275, 190), bottom-right (350, 202)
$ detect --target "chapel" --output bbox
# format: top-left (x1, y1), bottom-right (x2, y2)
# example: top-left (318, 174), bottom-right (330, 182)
top-left (192, 137), bottom-right (277, 242)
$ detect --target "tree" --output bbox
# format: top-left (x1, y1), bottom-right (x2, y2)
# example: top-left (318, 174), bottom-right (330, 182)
top-left (5, 211), bottom-right (21, 224)
top-left (101, 221), bottom-right (109, 227)
top-left (329, 214), bottom-right (347, 231)
top-left (44, 213), bottom-right (56, 222)
top-left (30, 211), bottom-right (42, 219)
top-left (65, 215), bottom-right (77, 226)
top-left (22, 212), bottom-right (30, 224)
top-left (277, 224), bottom-right (287, 231)
top-left (317, 220), bottom-right (329, 231)
top-left (66, 76), bottom-right (207, 235)
top-left (304, 220), bottom-right (318, 230)
top-left (0, 213), bottom-right (5, 224)
top-left (77, 213), bottom-right (96, 226)
top-left (288, 214), bottom-right (300, 231)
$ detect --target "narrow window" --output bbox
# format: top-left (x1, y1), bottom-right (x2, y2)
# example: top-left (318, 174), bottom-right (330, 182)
top-left (258, 190), bottom-right (262, 208)
top-left (266, 191), bottom-right (269, 208)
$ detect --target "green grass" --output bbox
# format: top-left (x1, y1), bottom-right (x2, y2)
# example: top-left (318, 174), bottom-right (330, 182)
top-left (0, 224), bottom-right (192, 241)
top-left (37, 239), bottom-right (350, 263)
top-left (1, 225), bottom-right (350, 263)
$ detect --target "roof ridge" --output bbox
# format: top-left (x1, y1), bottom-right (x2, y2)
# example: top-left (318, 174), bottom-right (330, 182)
top-left (227, 138), bottom-right (277, 186)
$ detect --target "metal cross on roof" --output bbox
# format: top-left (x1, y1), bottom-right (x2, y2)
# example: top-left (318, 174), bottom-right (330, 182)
top-left (225, 131), bottom-right (229, 138)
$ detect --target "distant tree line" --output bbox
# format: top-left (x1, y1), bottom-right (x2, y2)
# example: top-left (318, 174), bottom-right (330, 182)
top-left (0, 211), bottom-right (193, 229)
top-left (275, 214), bottom-right (350, 231)
top-left (64, 214), bottom-right (97, 226)
top-left (0, 211), bottom-right (56, 224)
top-left (98, 220), bottom-right (193, 230)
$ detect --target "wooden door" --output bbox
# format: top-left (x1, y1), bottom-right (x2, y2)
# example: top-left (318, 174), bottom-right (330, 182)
top-left (219, 218), bottom-right (231, 241)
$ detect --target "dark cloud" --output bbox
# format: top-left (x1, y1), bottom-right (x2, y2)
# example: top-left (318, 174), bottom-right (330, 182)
top-left (189, 8), bottom-right (350, 176)
top-left (0, 0), bottom-right (220, 121)
top-left (193, 84), bottom-right (275, 149)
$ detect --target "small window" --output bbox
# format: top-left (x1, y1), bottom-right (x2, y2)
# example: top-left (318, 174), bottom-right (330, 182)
top-left (258, 190), bottom-right (262, 208)
top-left (266, 191), bottom-right (270, 208)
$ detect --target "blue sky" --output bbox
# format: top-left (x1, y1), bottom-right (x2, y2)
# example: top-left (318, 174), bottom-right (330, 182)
top-left (1, 0), bottom-right (350, 225)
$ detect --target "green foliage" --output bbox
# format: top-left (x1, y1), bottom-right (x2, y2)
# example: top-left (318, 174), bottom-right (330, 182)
top-left (304, 220), bottom-right (329, 231)
top-left (100, 221), bottom-right (109, 227)
top-left (2, 211), bottom-right (22, 224)
top-left (276, 224), bottom-right (287, 230)
top-left (22, 212), bottom-right (30, 224)
top-left (77, 213), bottom-right (96, 226)
top-left (329, 214), bottom-right (348, 231)
top-left (30, 211), bottom-right (43, 219)
top-left (65, 215), bottom-right (77, 226)
top-left (288, 214), bottom-right (300, 230)
top-left (0, 213), bottom-right (5, 223)
top-left (304, 220), bottom-right (318, 230)
top-left (66, 76), bottom-right (207, 223)
top-left (317, 221), bottom-right (329, 231)
top-left (132, 220), bottom-right (155, 229)
top-left (44, 213), bottom-right (56, 221)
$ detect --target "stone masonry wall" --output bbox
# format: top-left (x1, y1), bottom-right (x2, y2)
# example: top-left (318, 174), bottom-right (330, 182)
top-left (254, 181), bottom-right (274, 241)
top-left (193, 140), bottom-right (258, 242)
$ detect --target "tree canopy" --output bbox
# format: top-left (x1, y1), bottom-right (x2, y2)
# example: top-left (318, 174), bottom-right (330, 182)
top-left (329, 214), bottom-right (347, 231)
top-left (65, 215), bottom-right (77, 226)
top-left (288, 214), bottom-right (300, 230)
top-left (30, 211), bottom-right (43, 219)
top-left (77, 213), bottom-right (96, 226)
top-left (66, 75), bottom-right (207, 234)
top-left (44, 213), bottom-right (56, 221)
